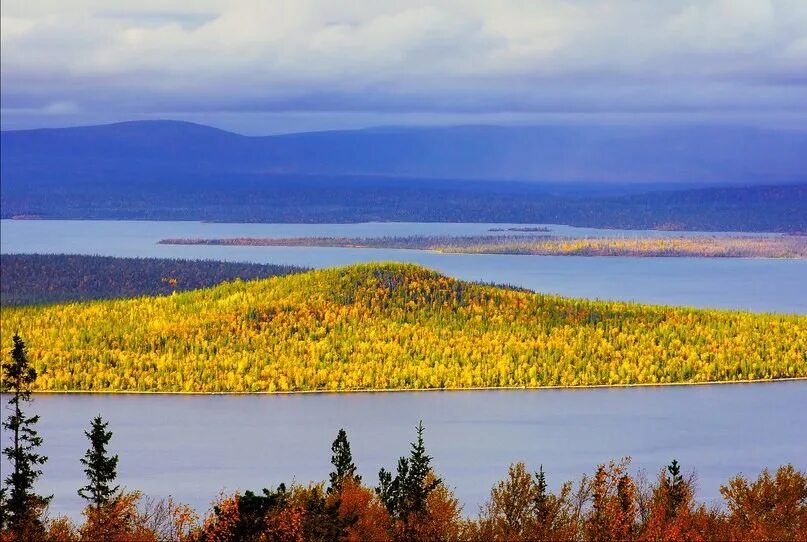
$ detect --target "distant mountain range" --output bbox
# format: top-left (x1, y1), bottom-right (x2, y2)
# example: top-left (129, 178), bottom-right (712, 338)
top-left (3, 120), bottom-right (807, 184)
top-left (1, 121), bottom-right (806, 231)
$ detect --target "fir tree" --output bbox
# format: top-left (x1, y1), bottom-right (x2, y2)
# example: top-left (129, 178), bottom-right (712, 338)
top-left (328, 428), bottom-right (360, 494)
top-left (1, 334), bottom-right (50, 537)
top-left (78, 415), bottom-right (120, 508)
top-left (376, 421), bottom-right (441, 521)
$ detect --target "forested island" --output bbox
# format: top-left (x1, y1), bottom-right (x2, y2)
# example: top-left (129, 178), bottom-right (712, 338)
top-left (488, 226), bottom-right (552, 232)
top-left (2, 338), bottom-right (806, 541)
top-left (0, 254), bottom-right (306, 306)
top-left (159, 235), bottom-right (807, 258)
top-left (2, 263), bottom-right (804, 393)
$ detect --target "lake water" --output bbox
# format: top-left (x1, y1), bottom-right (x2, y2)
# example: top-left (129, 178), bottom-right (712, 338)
top-left (1, 382), bottom-right (805, 520)
top-left (1, 221), bottom-right (805, 520)
top-left (2, 220), bottom-right (805, 313)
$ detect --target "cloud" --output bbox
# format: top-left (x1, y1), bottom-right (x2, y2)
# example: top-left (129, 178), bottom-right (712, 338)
top-left (2, 0), bottom-right (806, 132)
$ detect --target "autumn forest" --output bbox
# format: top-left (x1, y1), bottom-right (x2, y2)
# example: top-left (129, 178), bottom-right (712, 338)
top-left (4, 1), bottom-right (807, 539)
top-left (2, 338), bottom-right (806, 541)
top-left (1, 263), bottom-right (804, 393)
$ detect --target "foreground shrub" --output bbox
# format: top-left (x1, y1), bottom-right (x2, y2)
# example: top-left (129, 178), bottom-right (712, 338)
top-left (720, 465), bottom-right (807, 541)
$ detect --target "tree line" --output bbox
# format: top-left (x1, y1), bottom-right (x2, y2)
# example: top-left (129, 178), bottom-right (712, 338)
top-left (3, 172), bottom-right (806, 233)
top-left (1, 335), bottom-right (805, 541)
top-left (0, 255), bottom-right (306, 306)
top-left (158, 234), bottom-right (807, 258)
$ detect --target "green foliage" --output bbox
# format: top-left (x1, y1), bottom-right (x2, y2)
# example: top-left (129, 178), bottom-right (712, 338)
top-left (294, 485), bottom-right (350, 542)
top-left (1, 334), bottom-right (50, 537)
top-left (377, 421), bottom-right (441, 523)
top-left (233, 484), bottom-right (290, 539)
top-left (328, 428), bottom-right (360, 494)
top-left (0, 254), bottom-right (306, 306)
top-left (665, 459), bottom-right (686, 518)
top-left (534, 465), bottom-right (549, 519)
top-left (78, 415), bottom-right (121, 508)
top-left (208, 483), bottom-right (348, 542)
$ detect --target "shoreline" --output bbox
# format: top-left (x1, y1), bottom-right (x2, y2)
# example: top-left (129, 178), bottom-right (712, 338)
top-left (21, 376), bottom-right (807, 396)
top-left (158, 234), bottom-right (807, 259)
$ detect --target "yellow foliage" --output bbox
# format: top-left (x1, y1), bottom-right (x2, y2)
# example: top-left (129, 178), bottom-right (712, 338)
top-left (1, 263), bottom-right (805, 392)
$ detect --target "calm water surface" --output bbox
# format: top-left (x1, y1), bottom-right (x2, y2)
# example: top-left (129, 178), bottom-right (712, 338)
top-left (2, 220), bottom-right (805, 313)
top-left (1, 382), bottom-right (805, 520)
top-left (2, 222), bottom-right (804, 519)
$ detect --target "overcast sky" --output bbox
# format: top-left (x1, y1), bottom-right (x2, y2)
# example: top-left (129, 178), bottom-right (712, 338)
top-left (2, 0), bottom-right (806, 134)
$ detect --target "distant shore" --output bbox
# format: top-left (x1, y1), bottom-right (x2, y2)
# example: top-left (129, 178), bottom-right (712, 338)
top-left (20, 376), bottom-right (807, 396)
top-left (159, 234), bottom-right (807, 258)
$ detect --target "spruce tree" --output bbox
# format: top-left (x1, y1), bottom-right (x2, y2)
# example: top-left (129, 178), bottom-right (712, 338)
top-left (328, 428), bottom-right (360, 494)
top-left (534, 464), bottom-right (549, 519)
top-left (404, 420), bottom-right (440, 515)
top-left (376, 421), bottom-right (440, 520)
top-left (78, 415), bottom-right (120, 508)
top-left (1, 334), bottom-right (50, 537)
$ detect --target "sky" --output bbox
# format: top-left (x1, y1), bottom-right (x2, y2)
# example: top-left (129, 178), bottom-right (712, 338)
top-left (2, 0), bottom-right (807, 135)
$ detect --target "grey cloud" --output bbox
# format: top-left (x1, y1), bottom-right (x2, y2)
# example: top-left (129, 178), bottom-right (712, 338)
top-left (96, 10), bottom-right (218, 29)
top-left (2, 0), bottom-right (806, 132)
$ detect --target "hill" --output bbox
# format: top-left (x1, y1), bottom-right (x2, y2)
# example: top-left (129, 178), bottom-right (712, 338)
top-left (2, 121), bottom-right (806, 231)
top-left (2, 263), bottom-right (804, 392)
top-left (4, 121), bottom-right (807, 184)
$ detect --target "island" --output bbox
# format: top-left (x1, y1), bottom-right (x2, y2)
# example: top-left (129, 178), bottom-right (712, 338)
top-left (158, 234), bottom-right (807, 258)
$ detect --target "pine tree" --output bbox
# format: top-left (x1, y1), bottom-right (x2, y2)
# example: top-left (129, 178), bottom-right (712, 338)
top-left (328, 428), bottom-right (360, 494)
top-left (1, 334), bottom-right (50, 537)
top-left (78, 415), bottom-right (120, 508)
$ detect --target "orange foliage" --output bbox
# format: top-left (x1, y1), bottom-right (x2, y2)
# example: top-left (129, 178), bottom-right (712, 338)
top-left (78, 491), bottom-right (157, 542)
top-left (32, 461), bottom-right (807, 542)
top-left (720, 465), bottom-right (807, 541)
top-left (637, 465), bottom-right (711, 542)
top-left (44, 517), bottom-right (79, 542)
top-left (411, 481), bottom-right (464, 542)
top-left (198, 494), bottom-right (240, 542)
top-left (585, 459), bottom-right (636, 542)
top-left (337, 480), bottom-right (393, 542)
top-left (262, 505), bottom-right (305, 542)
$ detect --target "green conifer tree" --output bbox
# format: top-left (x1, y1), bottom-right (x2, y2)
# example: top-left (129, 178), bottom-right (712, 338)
top-left (404, 420), bottom-right (440, 515)
top-left (376, 421), bottom-right (441, 521)
top-left (666, 459), bottom-right (686, 517)
top-left (1, 335), bottom-right (50, 538)
top-left (78, 415), bottom-right (120, 508)
top-left (534, 464), bottom-right (549, 518)
top-left (328, 428), bottom-right (360, 494)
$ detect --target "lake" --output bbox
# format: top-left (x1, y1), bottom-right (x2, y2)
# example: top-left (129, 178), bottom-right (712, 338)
top-left (1, 382), bottom-right (805, 520)
top-left (2, 220), bottom-right (805, 313)
top-left (1, 220), bottom-right (805, 521)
